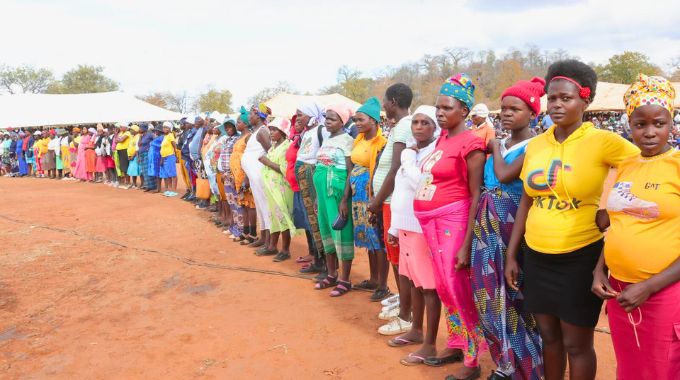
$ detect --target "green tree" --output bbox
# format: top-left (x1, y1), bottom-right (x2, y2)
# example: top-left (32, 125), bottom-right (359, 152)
top-left (0, 64), bottom-right (54, 94)
top-left (47, 65), bottom-right (119, 94)
top-left (336, 66), bottom-right (374, 102)
top-left (596, 51), bottom-right (663, 84)
top-left (195, 88), bottom-right (233, 114)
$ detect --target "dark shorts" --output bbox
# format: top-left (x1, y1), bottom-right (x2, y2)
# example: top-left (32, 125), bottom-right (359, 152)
top-left (523, 239), bottom-right (604, 327)
top-left (117, 149), bottom-right (129, 175)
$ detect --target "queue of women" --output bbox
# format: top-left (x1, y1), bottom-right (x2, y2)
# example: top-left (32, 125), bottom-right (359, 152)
top-left (1, 59), bottom-right (678, 380)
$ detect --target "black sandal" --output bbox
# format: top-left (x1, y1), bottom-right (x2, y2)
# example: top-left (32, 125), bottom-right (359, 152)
top-left (314, 275), bottom-right (338, 290)
top-left (353, 280), bottom-right (378, 291)
top-left (272, 251), bottom-right (290, 262)
top-left (370, 287), bottom-right (392, 302)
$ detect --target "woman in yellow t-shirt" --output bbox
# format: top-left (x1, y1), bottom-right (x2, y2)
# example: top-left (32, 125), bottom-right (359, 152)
top-left (592, 75), bottom-right (680, 380)
top-left (347, 97), bottom-right (387, 300)
top-left (126, 125), bottom-right (141, 189)
top-left (504, 60), bottom-right (638, 380)
top-left (159, 122), bottom-right (178, 196)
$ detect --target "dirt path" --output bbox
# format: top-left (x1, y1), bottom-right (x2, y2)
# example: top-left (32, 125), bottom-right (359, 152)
top-left (0, 177), bottom-right (616, 379)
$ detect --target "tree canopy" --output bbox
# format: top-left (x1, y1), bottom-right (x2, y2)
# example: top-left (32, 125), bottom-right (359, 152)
top-left (47, 65), bottom-right (119, 94)
top-left (0, 64), bottom-right (54, 94)
top-left (196, 88), bottom-right (233, 114)
top-left (595, 51), bottom-right (663, 84)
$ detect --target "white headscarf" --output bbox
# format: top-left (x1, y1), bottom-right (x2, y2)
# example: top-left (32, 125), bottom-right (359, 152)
top-left (298, 101), bottom-right (325, 127)
top-left (414, 105), bottom-right (441, 135)
top-left (470, 103), bottom-right (492, 126)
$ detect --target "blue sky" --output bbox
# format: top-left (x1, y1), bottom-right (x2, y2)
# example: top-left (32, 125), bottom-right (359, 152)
top-left (1, 0), bottom-right (679, 106)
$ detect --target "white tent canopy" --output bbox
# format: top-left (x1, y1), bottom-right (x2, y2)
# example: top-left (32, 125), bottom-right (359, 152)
top-left (0, 91), bottom-right (182, 128)
top-left (264, 93), bottom-right (361, 118)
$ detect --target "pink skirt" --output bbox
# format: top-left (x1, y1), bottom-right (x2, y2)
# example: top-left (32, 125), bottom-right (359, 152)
top-left (95, 156), bottom-right (106, 173)
top-left (397, 229), bottom-right (435, 289)
top-left (607, 276), bottom-right (680, 380)
top-left (415, 198), bottom-right (486, 367)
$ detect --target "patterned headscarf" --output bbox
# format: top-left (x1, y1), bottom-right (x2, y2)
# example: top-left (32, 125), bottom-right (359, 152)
top-left (253, 103), bottom-right (272, 120)
top-left (439, 73), bottom-right (476, 110)
top-left (238, 106), bottom-right (251, 127)
top-left (623, 73), bottom-right (676, 117)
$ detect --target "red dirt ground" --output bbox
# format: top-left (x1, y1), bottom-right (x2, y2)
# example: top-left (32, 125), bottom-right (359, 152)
top-left (0, 177), bottom-right (616, 379)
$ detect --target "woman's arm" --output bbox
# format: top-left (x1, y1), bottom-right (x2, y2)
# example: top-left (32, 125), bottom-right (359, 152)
top-left (617, 257), bottom-right (680, 312)
top-left (258, 156), bottom-right (282, 173)
top-left (488, 139), bottom-right (525, 184)
top-left (455, 150), bottom-right (485, 270)
top-left (256, 128), bottom-right (271, 151)
top-left (339, 158), bottom-right (354, 218)
top-left (505, 189), bottom-right (532, 290)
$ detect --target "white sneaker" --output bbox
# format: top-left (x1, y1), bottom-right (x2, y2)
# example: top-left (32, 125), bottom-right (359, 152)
top-left (381, 301), bottom-right (400, 313)
top-left (378, 306), bottom-right (400, 321)
top-left (381, 293), bottom-right (400, 307)
top-left (378, 317), bottom-right (412, 336)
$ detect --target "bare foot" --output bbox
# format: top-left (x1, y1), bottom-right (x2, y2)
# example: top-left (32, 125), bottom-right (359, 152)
top-left (409, 343), bottom-right (437, 359)
top-left (392, 330), bottom-right (423, 345)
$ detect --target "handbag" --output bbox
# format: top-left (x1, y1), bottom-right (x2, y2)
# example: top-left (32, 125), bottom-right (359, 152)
top-left (196, 177), bottom-right (211, 200)
top-left (332, 214), bottom-right (348, 231)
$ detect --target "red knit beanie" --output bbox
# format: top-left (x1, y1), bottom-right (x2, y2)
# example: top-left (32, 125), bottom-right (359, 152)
top-left (501, 77), bottom-right (546, 115)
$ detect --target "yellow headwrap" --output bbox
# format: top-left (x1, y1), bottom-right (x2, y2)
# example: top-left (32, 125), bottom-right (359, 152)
top-left (623, 73), bottom-right (675, 117)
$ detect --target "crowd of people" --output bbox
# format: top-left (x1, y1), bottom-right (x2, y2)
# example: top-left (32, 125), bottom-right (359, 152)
top-left (1, 59), bottom-right (678, 380)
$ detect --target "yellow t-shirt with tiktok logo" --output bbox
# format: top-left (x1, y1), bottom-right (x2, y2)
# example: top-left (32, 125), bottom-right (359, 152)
top-left (604, 149), bottom-right (680, 283)
top-left (520, 122), bottom-right (639, 254)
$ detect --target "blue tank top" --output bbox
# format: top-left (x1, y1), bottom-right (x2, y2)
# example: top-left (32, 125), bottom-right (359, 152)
top-left (483, 138), bottom-right (530, 195)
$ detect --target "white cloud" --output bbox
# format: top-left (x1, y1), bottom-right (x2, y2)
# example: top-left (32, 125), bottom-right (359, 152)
top-left (0, 0), bottom-right (678, 106)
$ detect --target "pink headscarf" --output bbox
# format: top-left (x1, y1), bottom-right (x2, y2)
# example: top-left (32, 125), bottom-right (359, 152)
top-left (325, 104), bottom-right (354, 125)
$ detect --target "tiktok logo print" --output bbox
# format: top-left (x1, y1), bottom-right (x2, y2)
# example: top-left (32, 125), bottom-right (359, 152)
top-left (527, 160), bottom-right (571, 191)
top-left (527, 160), bottom-right (582, 210)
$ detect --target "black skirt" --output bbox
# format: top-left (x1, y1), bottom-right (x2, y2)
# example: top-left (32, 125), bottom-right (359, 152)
top-left (523, 239), bottom-right (604, 327)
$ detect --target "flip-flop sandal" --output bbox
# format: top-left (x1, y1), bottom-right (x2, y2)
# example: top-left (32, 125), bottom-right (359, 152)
top-left (314, 275), bottom-right (338, 290)
top-left (387, 337), bottom-right (421, 347)
top-left (329, 281), bottom-right (351, 297)
top-left (295, 256), bottom-right (313, 264)
top-left (400, 353), bottom-right (427, 366)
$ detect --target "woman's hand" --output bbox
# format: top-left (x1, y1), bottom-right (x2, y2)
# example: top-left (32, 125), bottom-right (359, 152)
top-left (596, 209), bottom-right (611, 232)
top-left (591, 267), bottom-right (618, 299)
top-left (505, 256), bottom-right (520, 290)
top-left (367, 199), bottom-right (380, 215)
top-left (387, 233), bottom-right (399, 247)
top-left (455, 245), bottom-right (471, 270)
top-left (339, 199), bottom-right (348, 219)
top-left (487, 138), bottom-right (499, 154)
top-left (617, 281), bottom-right (653, 312)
